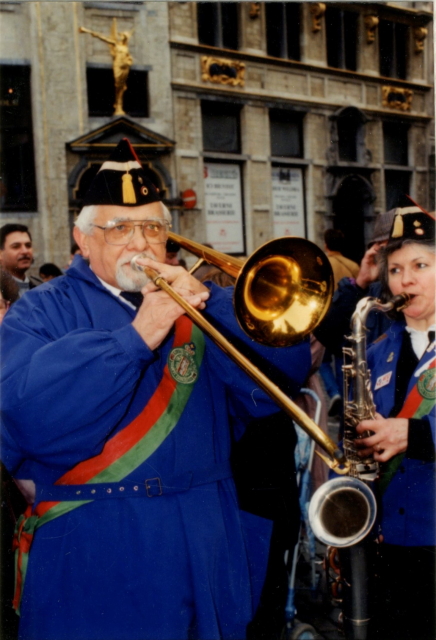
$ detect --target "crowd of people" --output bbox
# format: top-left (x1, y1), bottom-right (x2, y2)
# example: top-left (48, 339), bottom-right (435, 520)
top-left (0, 138), bottom-right (434, 640)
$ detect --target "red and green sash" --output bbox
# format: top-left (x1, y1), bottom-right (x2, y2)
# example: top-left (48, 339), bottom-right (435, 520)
top-left (13, 316), bottom-right (204, 614)
top-left (380, 356), bottom-right (436, 494)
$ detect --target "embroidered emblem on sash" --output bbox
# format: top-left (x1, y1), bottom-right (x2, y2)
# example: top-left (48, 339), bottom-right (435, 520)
top-left (168, 342), bottom-right (198, 384)
top-left (387, 352), bottom-right (394, 363)
top-left (417, 368), bottom-right (436, 400)
top-left (375, 371), bottom-right (392, 390)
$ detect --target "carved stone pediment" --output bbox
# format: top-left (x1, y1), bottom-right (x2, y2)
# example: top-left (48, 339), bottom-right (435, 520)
top-left (67, 116), bottom-right (175, 156)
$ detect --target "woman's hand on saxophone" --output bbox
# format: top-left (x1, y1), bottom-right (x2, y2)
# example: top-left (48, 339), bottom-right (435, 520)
top-left (355, 413), bottom-right (409, 461)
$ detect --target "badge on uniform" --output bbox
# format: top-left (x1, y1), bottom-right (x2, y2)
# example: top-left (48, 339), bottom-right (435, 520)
top-left (387, 352), bottom-right (394, 363)
top-left (417, 368), bottom-right (436, 400)
top-left (168, 342), bottom-right (199, 384)
top-left (374, 371), bottom-right (392, 390)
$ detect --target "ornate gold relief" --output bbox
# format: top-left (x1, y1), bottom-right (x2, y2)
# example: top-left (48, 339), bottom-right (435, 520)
top-left (309, 3), bottom-right (326, 33)
top-left (382, 86), bottom-right (413, 112)
top-left (364, 15), bottom-right (379, 44)
top-left (413, 27), bottom-right (428, 53)
top-left (201, 56), bottom-right (245, 87)
top-left (249, 2), bottom-right (261, 19)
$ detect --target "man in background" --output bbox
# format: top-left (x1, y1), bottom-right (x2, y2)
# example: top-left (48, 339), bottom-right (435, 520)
top-left (324, 229), bottom-right (359, 289)
top-left (0, 224), bottom-right (42, 297)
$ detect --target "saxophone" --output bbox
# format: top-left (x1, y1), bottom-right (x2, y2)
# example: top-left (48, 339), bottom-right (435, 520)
top-left (308, 293), bottom-right (410, 548)
top-left (308, 293), bottom-right (409, 640)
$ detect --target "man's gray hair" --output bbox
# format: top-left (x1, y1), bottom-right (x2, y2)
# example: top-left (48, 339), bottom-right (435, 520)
top-left (75, 202), bottom-right (172, 235)
top-left (74, 205), bottom-right (99, 235)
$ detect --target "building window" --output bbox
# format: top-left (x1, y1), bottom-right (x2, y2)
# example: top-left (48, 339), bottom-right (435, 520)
top-left (337, 108), bottom-right (364, 162)
top-left (270, 110), bottom-right (303, 158)
top-left (86, 66), bottom-right (149, 117)
top-left (326, 6), bottom-right (358, 71)
top-left (385, 170), bottom-right (411, 210)
top-left (266, 3), bottom-right (301, 61)
top-left (383, 121), bottom-right (409, 165)
top-left (0, 64), bottom-right (37, 212)
top-left (379, 20), bottom-right (408, 79)
top-left (201, 101), bottom-right (241, 153)
top-left (197, 2), bottom-right (239, 50)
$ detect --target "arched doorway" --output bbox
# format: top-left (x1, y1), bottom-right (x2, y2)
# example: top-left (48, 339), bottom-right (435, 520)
top-left (331, 175), bottom-right (375, 263)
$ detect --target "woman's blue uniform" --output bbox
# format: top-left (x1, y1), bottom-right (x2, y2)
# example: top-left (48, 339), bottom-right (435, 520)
top-left (367, 321), bottom-right (435, 640)
top-left (368, 321), bottom-right (435, 546)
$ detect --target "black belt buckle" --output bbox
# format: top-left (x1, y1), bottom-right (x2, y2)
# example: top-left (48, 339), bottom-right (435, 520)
top-left (145, 477), bottom-right (163, 497)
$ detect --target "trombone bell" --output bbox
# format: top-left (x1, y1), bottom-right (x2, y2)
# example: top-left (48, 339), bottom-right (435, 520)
top-left (236, 237), bottom-right (334, 347)
top-left (168, 231), bottom-right (333, 347)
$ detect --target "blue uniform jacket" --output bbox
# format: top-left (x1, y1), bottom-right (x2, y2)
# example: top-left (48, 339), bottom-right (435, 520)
top-left (368, 322), bottom-right (435, 547)
top-left (1, 257), bottom-right (310, 640)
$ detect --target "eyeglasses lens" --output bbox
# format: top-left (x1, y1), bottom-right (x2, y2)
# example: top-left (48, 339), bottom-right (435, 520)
top-left (104, 221), bottom-right (168, 245)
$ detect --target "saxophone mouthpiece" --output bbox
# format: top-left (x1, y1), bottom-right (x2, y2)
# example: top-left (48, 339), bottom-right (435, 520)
top-left (392, 293), bottom-right (411, 311)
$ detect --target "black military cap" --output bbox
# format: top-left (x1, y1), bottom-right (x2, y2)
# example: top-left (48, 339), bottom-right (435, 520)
top-left (83, 138), bottom-right (161, 207)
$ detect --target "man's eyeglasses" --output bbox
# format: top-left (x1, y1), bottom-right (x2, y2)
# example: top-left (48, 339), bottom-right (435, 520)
top-left (92, 219), bottom-right (171, 246)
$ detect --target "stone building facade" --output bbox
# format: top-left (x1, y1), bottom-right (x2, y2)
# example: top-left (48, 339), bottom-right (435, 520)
top-left (0, 1), bottom-right (434, 270)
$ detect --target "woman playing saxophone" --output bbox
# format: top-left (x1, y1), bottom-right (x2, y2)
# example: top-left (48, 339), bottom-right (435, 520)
top-left (355, 205), bottom-right (435, 640)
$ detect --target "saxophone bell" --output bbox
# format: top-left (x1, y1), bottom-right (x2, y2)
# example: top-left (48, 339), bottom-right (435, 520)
top-left (308, 477), bottom-right (377, 547)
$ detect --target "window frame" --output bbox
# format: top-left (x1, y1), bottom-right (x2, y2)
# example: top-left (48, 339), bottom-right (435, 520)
top-left (0, 62), bottom-right (38, 213)
top-left (325, 5), bottom-right (358, 72)
top-left (201, 100), bottom-right (242, 155)
top-left (197, 2), bottom-right (239, 51)
top-left (379, 19), bottom-right (408, 80)
top-left (265, 2), bottom-right (301, 62)
top-left (269, 109), bottom-right (305, 159)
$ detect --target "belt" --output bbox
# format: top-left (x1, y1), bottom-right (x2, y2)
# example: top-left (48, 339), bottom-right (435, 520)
top-left (35, 460), bottom-right (233, 502)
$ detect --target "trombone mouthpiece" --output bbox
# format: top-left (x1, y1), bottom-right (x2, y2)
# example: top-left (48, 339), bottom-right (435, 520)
top-left (130, 254), bottom-right (146, 273)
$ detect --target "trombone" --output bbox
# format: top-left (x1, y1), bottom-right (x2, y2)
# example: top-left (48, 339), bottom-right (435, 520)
top-left (132, 232), bottom-right (349, 473)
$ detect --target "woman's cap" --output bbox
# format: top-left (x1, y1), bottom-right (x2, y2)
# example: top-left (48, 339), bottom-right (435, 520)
top-left (389, 206), bottom-right (435, 243)
top-left (83, 138), bottom-right (161, 207)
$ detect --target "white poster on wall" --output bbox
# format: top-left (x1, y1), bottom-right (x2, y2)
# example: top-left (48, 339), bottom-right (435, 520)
top-left (204, 163), bottom-right (244, 253)
top-left (272, 167), bottom-right (306, 238)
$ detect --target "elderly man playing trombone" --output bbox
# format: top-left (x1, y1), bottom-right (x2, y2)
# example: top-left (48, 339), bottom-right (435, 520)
top-left (0, 139), bottom-right (312, 640)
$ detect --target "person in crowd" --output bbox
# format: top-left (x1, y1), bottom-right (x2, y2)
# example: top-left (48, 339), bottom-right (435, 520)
top-left (0, 139), bottom-right (310, 640)
top-left (0, 224), bottom-right (42, 297)
top-left (39, 263), bottom-right (63, 282)
top-left (320, 230), bottom-right (359, 417)
top-left (355, 205), bottom-right (435, 640)
top-left (324, 229), bottom-right (359, 289)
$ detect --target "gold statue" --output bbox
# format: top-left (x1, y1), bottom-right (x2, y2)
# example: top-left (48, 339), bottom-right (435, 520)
top-left (80, 18), bottom-right (133, 116)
